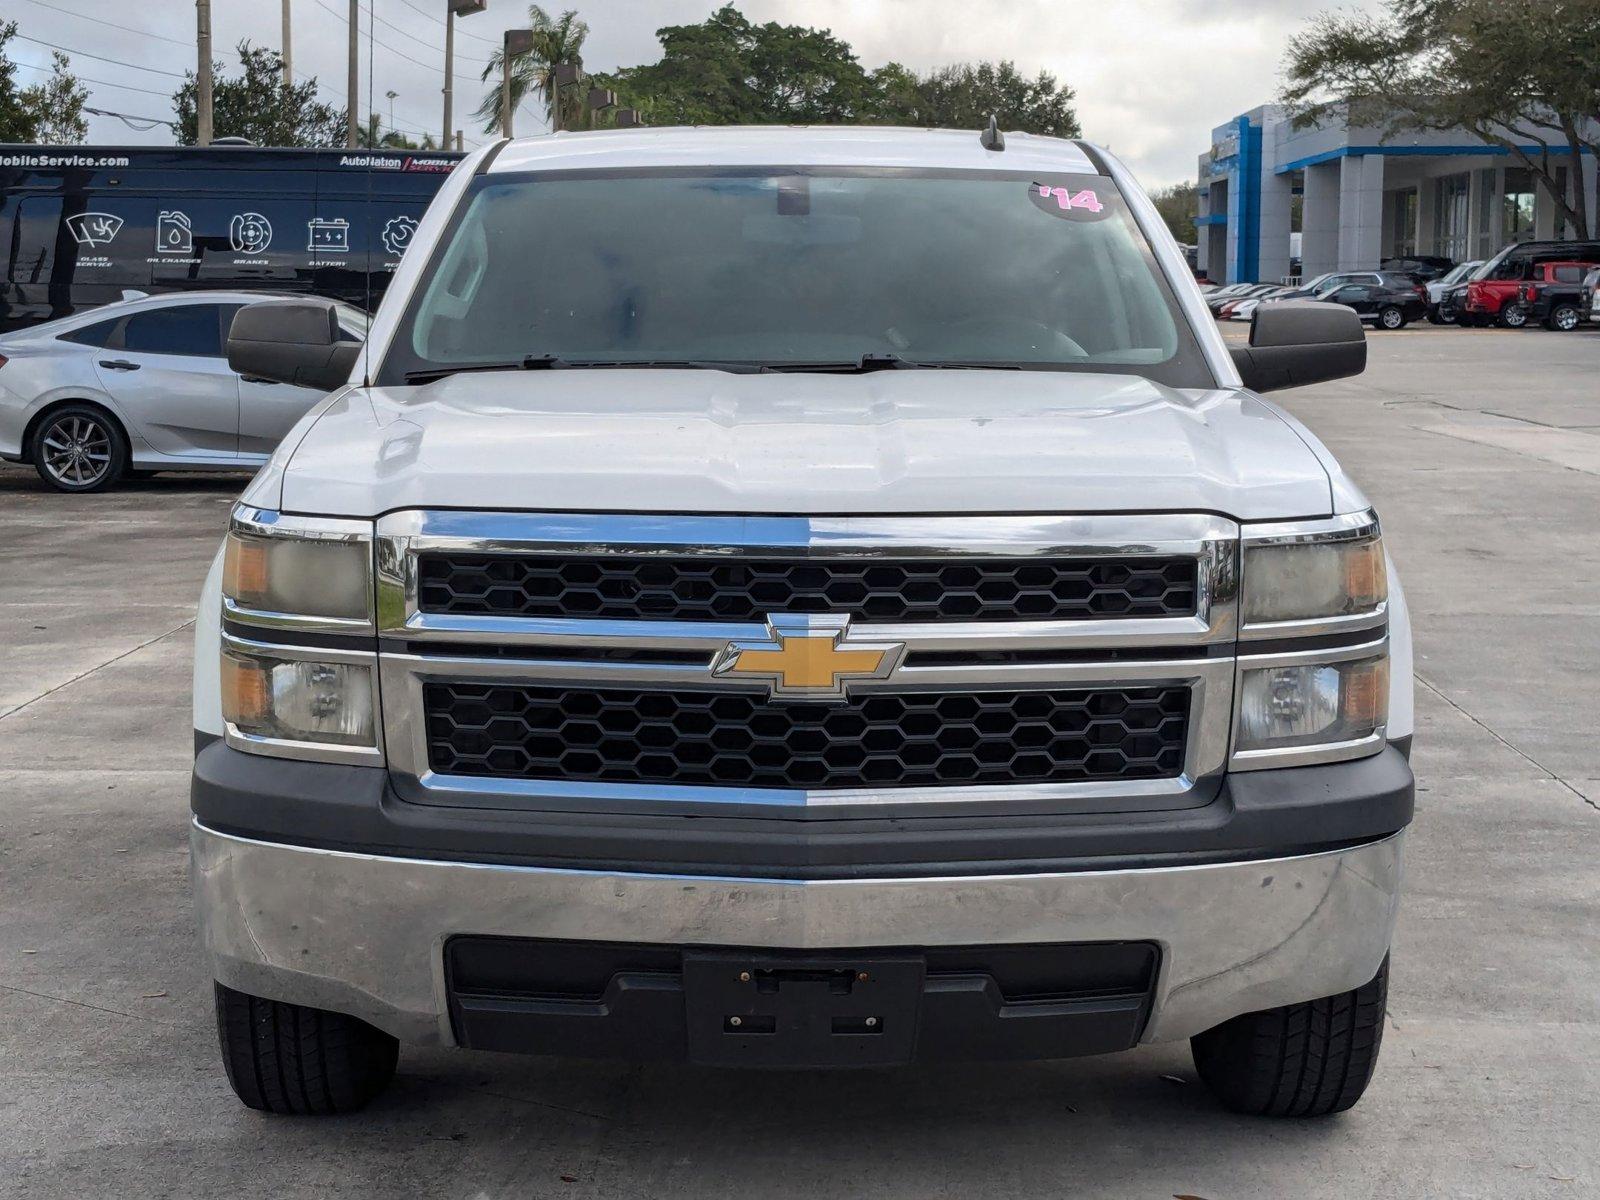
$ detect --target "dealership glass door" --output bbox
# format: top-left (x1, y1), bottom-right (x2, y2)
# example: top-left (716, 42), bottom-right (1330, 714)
top-left (1432, 173), bottom-right (1470, 260)
top-left (1502, 168), bottom-right (1536, 243)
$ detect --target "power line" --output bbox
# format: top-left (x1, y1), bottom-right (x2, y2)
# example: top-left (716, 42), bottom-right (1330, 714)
top-left (11, 57), bottom-right (174, 98)
top-left (84, 105), bottom-right (177, 131)
top-left (395, 0), bottom-right (501, 46)
top-left (21, 0), bottom-right (191, 46)
top-left (12, 32), bottom-right (187, 78)
top-left (363, 2), bottom-right (492, 65)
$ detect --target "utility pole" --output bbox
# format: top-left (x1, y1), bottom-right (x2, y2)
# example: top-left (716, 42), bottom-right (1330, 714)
top-left (445, 2), bottom-right (487, 148)
top-left (501, 28), bottom-right (534, 139)
top-left (281, 0), bottom-right (293, 92)
top-left (346, 0), bottom-right (359, 148)
top-left (196, 0), bottom-right (213, 146)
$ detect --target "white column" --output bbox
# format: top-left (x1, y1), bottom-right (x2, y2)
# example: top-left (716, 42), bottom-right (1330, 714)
top-left (1584, 156), bottom-right (1600, 240)
top-left (1256, 166), bottom-right (1294, 283)
top-left (1300, 161), bottom-right (1340, 279)
top-left (1337, 154), bottom-right (1385, 269)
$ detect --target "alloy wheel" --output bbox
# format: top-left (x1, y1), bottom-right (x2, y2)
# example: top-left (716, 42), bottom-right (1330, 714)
top-left (1501, 305), bottom-right (1528, 328)
top-left (1380, 307), bottom-right (1404, 329)
top-left (1554, 307), bottom-right (1579, 331)
top-left (39, 414), bottom-right (113, 488)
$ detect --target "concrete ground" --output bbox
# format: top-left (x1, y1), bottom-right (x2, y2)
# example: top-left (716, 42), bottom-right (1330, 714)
top-left (1, 325), bottom-right (1596, 1199)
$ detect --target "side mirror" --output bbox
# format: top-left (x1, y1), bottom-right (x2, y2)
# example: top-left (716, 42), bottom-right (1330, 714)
top-left (1230, 299), bottom-right (1366, 393)
top-left (227, 301), bottom-right (361, 391)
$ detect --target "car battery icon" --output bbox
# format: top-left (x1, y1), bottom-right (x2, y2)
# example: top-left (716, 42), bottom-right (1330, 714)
top-left (307, 217), bottom-right (350, 253)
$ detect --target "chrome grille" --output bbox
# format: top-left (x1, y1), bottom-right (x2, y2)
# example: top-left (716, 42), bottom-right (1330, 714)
top-left (423, 682), bottom-right (1190, 790)
top-left (376, 511), bottom-right (1240, 813)
top-left (417, 553), bottom-right (1198, 623)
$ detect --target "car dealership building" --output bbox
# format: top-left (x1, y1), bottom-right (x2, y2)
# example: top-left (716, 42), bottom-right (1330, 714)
top-left (1196, 104), bottom-right (1600, 283)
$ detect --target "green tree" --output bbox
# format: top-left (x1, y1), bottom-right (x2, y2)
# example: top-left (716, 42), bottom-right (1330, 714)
top-left (173, 42), bottom-right (344, 147)
top-left (595, 4), bottom-right (875, 125)
top-left (1283, 0), bottom-right (1599, 237)
top-left (1, 21), bottom-right (38, 141)
top-left (1151, 182), bottom-right (1198, 244)
top-left (875, 60), bottom-right (1080, 138)
top-left (475, 5), bottom-right (589, 134)
top-left (591, 7), bottom-right (1078, 138)
top-left (355, 112), bottom-right (437, 150)
top-left (21, 50), bottom-right (88, 143)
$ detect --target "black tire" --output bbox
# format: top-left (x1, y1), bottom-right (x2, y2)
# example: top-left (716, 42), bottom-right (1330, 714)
top-left (29, 403), bottom-right (128, 493)
top-left (1497, 304), bottom-right (1528, 328)
top-left (214, 982), bottom-right (398, 1115)
top-left (1425, 307), bottom-right (1446, 325)
top-left (1544, 304), bottom-right (1580, 332)
top-left (1377, 306), bottom-right (1406, 330)
top-left (1190, 955), bottom-right (1388, 1118)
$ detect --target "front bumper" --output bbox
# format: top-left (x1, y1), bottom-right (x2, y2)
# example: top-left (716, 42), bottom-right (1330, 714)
top-left (192, 820), bottom-right (1403, 1052)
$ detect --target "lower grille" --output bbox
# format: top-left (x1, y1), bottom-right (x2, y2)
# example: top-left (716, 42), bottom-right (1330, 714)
top-left (423, 682), bottom-right (1190, 790)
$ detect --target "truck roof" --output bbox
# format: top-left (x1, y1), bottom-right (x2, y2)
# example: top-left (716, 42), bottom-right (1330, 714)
top-left (488, 125), bottom-right (1103, 176)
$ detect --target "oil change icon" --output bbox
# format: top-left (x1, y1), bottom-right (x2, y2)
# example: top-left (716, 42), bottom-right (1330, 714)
top-left (156, 210), bottom-right (193, 255)
top-left (307, 217), bottom-right (350, 253)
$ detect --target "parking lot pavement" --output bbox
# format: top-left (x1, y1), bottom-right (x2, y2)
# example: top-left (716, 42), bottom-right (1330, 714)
top-left (1, 327), bottom-right (1597, 1199)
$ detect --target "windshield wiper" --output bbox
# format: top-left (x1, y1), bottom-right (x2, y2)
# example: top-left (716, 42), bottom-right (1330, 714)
top-left (406, 356), bottom-right (768, 383)
top-left (770, 354), bottom-right (1023, 373)
top-left (404, 355), bottom-right (570, 383)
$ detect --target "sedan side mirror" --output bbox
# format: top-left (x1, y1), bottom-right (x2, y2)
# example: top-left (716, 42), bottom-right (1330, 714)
top-left (1230, 300), bottom-right (1366, 393)
top-left (227, 301), bottom-right (361, 391)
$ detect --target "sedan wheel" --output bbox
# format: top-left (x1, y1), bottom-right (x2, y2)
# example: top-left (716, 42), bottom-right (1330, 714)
top-left (31, 407), bottom-right (127, 493)
top-left (1378, 306), bottom-right (1406, 330)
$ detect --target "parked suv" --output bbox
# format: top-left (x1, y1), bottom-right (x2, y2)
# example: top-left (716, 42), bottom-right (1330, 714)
top-left (1518, 263), bottom-right (1596, 331)
top-left (191, 128), bottom-right (1412, 1120)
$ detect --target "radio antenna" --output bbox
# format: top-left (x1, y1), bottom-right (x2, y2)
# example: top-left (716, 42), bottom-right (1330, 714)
top-left (980, 114), bottom-right (1005, 152)
top-left (363, 0), bottom-right (376, 386)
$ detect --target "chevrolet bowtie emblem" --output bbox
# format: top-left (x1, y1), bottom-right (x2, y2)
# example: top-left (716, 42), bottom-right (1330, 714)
top-left (712, 614), bottom-right (905, 700)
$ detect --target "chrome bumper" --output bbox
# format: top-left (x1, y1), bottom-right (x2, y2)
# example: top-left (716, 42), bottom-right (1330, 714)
top-left (191, 821), bottom-right (1403, 1048)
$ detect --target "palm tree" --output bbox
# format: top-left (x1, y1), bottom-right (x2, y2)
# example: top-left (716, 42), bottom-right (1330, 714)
top-left (475, 6), bottom-right (588, 135)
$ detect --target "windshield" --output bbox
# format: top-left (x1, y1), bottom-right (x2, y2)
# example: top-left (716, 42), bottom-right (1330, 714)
top-left (381, 168), bottom-right (1212, 387)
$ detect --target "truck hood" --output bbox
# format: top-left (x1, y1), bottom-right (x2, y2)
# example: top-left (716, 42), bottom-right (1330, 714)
top-left (275, 369), bottom-right (1333, 519)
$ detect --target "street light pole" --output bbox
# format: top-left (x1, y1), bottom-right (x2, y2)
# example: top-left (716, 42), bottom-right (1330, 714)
top-left (346, 0), bottom-right (359, 148)
top-left (501, 28), bottom-right (534, 140)
top-left (445, 2), bottom-right (486, 148)
top-left (196, 0), bottom-right (213, 146)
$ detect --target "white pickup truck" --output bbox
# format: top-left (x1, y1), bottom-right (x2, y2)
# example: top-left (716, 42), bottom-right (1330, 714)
top-left (191, 126), bottom-right (1412, 1119)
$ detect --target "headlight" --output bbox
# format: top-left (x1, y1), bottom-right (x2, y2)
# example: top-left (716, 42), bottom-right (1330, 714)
top-left (222, 507), bottom-right (373, 631)
top-left (1241, 512), bottom-right (1385, 630)
top-left (221, 643), bottom-right (377, 752)
top-left (218, 506), bottom-right (380, 765)
top-left (1235, 653), bottom-right (1387, 758)
top-left (1234, 511), bottom-right (1391, 768)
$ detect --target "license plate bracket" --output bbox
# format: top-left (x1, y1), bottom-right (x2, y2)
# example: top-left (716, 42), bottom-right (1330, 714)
top-left (683, 951), bottom-right (925, 1068)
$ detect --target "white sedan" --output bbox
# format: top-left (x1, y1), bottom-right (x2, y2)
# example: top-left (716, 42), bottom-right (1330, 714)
top-left (0, 292), bottom-right (367, 492)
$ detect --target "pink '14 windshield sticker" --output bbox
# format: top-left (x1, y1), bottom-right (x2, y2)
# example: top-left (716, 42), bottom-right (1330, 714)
top-left (1030, 182), bottom-right (1113, 221)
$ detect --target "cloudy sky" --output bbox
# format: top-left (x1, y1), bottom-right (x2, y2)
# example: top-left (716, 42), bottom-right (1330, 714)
top-left (4, 0), bottom-right (1377, 188)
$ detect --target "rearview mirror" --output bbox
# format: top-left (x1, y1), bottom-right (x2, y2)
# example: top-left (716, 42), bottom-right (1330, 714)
top-left (227, 301), bottom-right (361, 391)
top-left (1229, 300), bottom-right (1365, 393)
